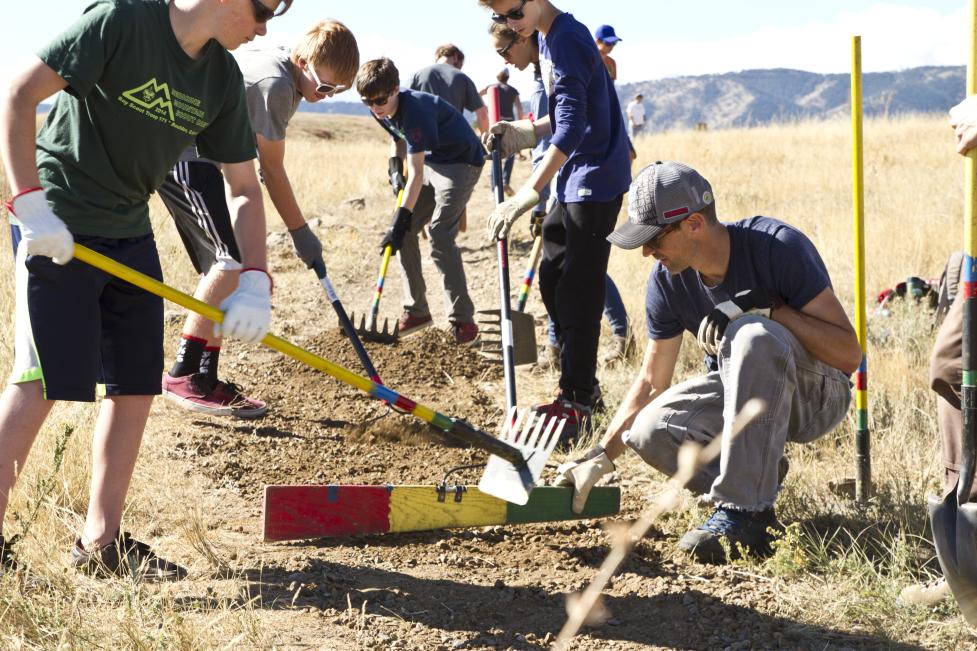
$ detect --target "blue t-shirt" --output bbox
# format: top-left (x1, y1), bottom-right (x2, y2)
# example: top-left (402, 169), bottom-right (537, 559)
top-left (538, 13), bottom-right (631, 203)
top-left (645, 217), bottom-right (832, 369)
top-left (375, 90), bottom-right (485, 168)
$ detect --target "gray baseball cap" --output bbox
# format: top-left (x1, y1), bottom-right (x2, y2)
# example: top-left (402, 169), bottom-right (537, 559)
top-left (607, 161), bottom-right (714, 250)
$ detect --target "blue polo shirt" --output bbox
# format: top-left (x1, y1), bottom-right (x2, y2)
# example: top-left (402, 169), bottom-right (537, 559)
top-left (375, 90), bottom-right (485, 168)
top-left (645, 217), bottom-right (832, 370)
top-left (539, 13), bottom-right (631, 203)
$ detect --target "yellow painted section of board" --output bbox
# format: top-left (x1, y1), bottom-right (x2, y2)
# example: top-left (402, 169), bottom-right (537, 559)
top-left (388, 487), bottom-right (507, 532)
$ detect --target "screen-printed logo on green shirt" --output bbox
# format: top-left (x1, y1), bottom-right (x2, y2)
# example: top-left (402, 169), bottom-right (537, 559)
top-left (118, 78), bottom-right (209, 136)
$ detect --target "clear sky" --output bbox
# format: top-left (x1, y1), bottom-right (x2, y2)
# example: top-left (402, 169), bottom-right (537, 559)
top-left (4, 1), bottom-right (969, 102)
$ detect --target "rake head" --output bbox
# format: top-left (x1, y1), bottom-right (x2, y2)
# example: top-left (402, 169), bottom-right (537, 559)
top-left (478, 407), bottom-right (565, 505)
top-left (349, 311), bottom-right (399, 344)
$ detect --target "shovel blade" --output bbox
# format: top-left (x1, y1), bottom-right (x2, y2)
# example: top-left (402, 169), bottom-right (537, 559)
top-left (350, 311), bottom-right (399, 344)
top-left (478, 408), bottom-right (565, 505)
top-left (928, 493), bottom-right (977, 624)
top-left (475, 309), bottom-right (537, 366)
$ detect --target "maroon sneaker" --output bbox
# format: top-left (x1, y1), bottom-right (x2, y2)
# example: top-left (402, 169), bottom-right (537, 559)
top-left (451, 321), bottom-right (479, 345)
top-left (161, 373), bottom-right (268, 419)
top-left (533, 397), bottom-right (592, 447)
top-left (397, 311), bottom-right (434, 336)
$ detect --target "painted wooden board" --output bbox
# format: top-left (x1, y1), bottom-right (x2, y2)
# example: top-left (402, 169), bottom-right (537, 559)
top-left (263, 484), bottom-right (621, 542)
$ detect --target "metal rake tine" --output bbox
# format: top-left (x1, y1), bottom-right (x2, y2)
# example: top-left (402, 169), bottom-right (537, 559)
top-left (544, 418), bottom-right (566, 455)
top-left (535, 414), bottom-right (562, 453)
top-left (523, 410), bottom-right (548, 448)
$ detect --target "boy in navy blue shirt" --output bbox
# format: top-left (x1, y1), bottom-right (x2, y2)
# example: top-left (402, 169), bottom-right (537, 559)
top-left (556, 161), bottom-right (860, 563)
top-left (355, 58), bottom-right (484, 344)
top-left (477, 0), bottom-right (632, 440)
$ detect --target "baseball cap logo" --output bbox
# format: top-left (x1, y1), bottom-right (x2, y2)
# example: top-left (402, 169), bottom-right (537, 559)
top-left (663, 207), bottom-right (690, 219)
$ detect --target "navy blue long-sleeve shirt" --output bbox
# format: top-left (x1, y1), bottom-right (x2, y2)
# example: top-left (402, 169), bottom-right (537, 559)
top-left (539, 13), bottom-right (631, 203)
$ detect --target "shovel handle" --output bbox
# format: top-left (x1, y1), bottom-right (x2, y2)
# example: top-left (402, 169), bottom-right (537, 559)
top-left (367, 187), bottom-right (405, 331)
top-left (515, 235), bottom-right (543, 313)
top-left (72, 243), bottom-right (523, 465)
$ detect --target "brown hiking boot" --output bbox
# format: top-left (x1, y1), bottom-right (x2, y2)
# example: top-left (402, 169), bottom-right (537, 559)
top-left (71, 532), bottom-right (187, 581)
top-left (897, 577), bottom-right (950, 607)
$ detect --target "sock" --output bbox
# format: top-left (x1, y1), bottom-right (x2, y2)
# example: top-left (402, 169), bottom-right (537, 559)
top-left (169, 335), bottom-right (206, 378)
top-left (200, 346), bottom-right (220, 384)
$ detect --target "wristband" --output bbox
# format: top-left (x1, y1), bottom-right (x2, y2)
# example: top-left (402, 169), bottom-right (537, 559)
top-left (241, 267), bottom-right (274, 294)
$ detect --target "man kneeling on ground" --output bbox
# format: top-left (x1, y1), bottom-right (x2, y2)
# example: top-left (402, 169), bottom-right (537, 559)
top-left (555, 161), bottom-right (861, 563)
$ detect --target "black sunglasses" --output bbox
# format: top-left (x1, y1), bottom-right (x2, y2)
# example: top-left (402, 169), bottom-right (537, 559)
top-left (491, 0), bottom-right (529, 24)
top-left (250, 0), bottom-right (288, 23)
top-left (361, 95), bottom-right (390, 107)
top-left (647, 222), bottom-right (682, 248)
top-left (496, 37), bottom-right (519, 58)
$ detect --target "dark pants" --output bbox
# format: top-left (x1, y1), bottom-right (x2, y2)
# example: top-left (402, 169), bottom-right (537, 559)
top-left (539, 196), bottom-right (623, 405)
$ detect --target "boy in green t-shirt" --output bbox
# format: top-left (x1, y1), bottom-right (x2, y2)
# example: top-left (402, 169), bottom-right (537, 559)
top-left (0, 0), bottom-right (290, 579)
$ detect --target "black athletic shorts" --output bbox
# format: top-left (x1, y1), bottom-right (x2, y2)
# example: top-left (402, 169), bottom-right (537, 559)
top-left (157, 160), bottom-right (242, 274)
top-left (11, 232), bottom-right (164, 401)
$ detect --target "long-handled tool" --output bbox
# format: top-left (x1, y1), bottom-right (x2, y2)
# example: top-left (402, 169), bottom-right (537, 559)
top-left (515, 234), bottom-right (543, 313)
top-left (350, 186), bottom-right (405, 344)
top-left (929, 0), bottom-right (977, 623)
top-left (73, 243), bottom-right (562, 505)
top-left (312, 259), bottom-right (382, 386)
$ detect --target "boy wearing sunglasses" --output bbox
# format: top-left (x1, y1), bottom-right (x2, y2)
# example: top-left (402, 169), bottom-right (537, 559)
top-left (355, 58), bottom-right (485, 345)
top-left (0, 0), bottom-right (291, 579)
top-left (477, 0), bottom-right (631, 441)
top-left (159, 20), bottom-right (359, 419)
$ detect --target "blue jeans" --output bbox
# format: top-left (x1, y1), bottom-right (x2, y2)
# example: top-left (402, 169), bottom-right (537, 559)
top-left (547, 274), bottom-right (629, 345)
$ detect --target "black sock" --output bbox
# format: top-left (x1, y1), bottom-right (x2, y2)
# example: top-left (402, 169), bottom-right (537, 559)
top-left (169, 336), bottom-right (206, 378)
top-left (200, 347), bottom-right (220, 384)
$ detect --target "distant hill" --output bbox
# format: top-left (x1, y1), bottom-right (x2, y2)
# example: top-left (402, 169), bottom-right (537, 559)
top-left (618, 65), bottom-right (965, 131)
top-left (295, 65), bottom-right (966, 131)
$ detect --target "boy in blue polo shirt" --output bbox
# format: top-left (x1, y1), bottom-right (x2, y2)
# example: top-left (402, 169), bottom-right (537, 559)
top-left (0, 0), bottom-right (285, 579)
top-left (355, 57), bottom-right (485, 345)
top-left (477, 0), bottom-right (632, 440)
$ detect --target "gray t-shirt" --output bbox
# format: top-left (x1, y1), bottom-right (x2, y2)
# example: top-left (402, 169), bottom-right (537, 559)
top-left (180, 46), bottom-right (301, 162)
top-left (410, 63), bottom-right (484, 115)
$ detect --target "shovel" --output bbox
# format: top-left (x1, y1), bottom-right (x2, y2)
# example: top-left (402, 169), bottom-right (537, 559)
top-left (929, 5), bottom-right (977, 621)
top-left (477, 142), bottom-right (537, 369)
top-left (350, 185), bottom-right (406, 344)
top-left (73, 243), bottom-right (563, 505)
top-left (516, 234), bottom-right (543, 313)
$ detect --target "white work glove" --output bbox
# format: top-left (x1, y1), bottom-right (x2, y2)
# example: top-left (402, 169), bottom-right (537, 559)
top-left (215, 269), bottom-right (272, 344)
top-left (486, 186), bottom-right (540, 241)
top-left (553, 446), bottom-right (615, 514)
top-left (482, 119), bottom-right (538, 159)
top-left (696, 288), bottom-right (780, 356)
top-left (950, 96), bottom-right (977, 155)
top-left (8, 188), bottom-right (74, 264)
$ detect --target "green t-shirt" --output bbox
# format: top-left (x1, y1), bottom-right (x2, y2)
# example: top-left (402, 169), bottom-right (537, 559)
top-left (35, 0), bottom-right (257, 238)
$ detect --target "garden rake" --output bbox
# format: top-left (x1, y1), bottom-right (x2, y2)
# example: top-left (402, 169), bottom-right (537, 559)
top-left (72, 243), bottom-right (564, 506)
top-left (350, 184), bottom-right (406, 344)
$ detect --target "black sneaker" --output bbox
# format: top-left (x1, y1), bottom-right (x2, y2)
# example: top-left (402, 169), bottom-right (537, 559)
top-left (677, 506), bottom-right (782, 563)
top-left (71, 531), bottom-right (187, 581)
top-left (0, 535), bottom-right (17, 575)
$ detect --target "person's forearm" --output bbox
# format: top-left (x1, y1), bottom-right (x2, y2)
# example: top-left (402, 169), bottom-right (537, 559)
top-left (401, 175), bottom-right (423, 212)
top-left (533, 115), bottom-right (552, 138)
top-left (600, 376), bottom-right (662, 460)
top-left (526, 144), bottom-right (567, 194)
top-left (227, 190), bottom-right (268, 270)
top-left (0, 87), bottom-right (43, 194)
top-left (772, 304), bottom-right (860, 374)
top-left (475, 107), bottom-right (489, 135)
top-left (261, 164), bottom-right (306, 231)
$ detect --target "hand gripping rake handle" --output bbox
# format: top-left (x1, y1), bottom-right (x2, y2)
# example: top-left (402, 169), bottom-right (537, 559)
top-left (367, 186), bottom-right (406, 332)
top-left (492, 138), bottom-right (518, 413)
top-left (515, 235), bottom-right (543, 313)
top-left (73, 244), bottom-right (525, 467)
top-left (311, 259), bottom-right (382, 385)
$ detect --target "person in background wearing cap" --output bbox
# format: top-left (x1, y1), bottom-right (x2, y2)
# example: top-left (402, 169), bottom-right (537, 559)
top-left (594, 25), bottom-right (621, 81)
top-left (475, 0), bottom-right (632, 442)
top-left (480, 68), bottom-right (524, 196)
top-left (555, 161), bottom-right (860, 563)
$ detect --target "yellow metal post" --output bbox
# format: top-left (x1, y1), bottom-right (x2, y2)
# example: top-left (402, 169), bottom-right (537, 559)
top-left (851, 35), bottom-right (871, 502)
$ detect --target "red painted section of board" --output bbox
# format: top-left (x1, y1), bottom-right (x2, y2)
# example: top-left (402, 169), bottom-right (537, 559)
top-left (263, 485), bottom-right (391, 541)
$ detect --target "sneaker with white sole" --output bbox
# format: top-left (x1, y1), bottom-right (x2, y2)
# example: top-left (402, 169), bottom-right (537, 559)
top-left (71, 531), bottom-right (186, 581)
top-left (162, 373), bottom-right (268, 419)
top-left (397, 311), bottom-right (434, 337)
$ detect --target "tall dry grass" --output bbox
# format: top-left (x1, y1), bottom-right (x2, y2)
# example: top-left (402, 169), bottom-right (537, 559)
top-left (0, 111), bottom-right (973, 648)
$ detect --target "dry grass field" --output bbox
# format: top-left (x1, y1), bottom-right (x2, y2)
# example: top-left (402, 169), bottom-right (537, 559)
top-left (0, 111), bottom-right (973, 649)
